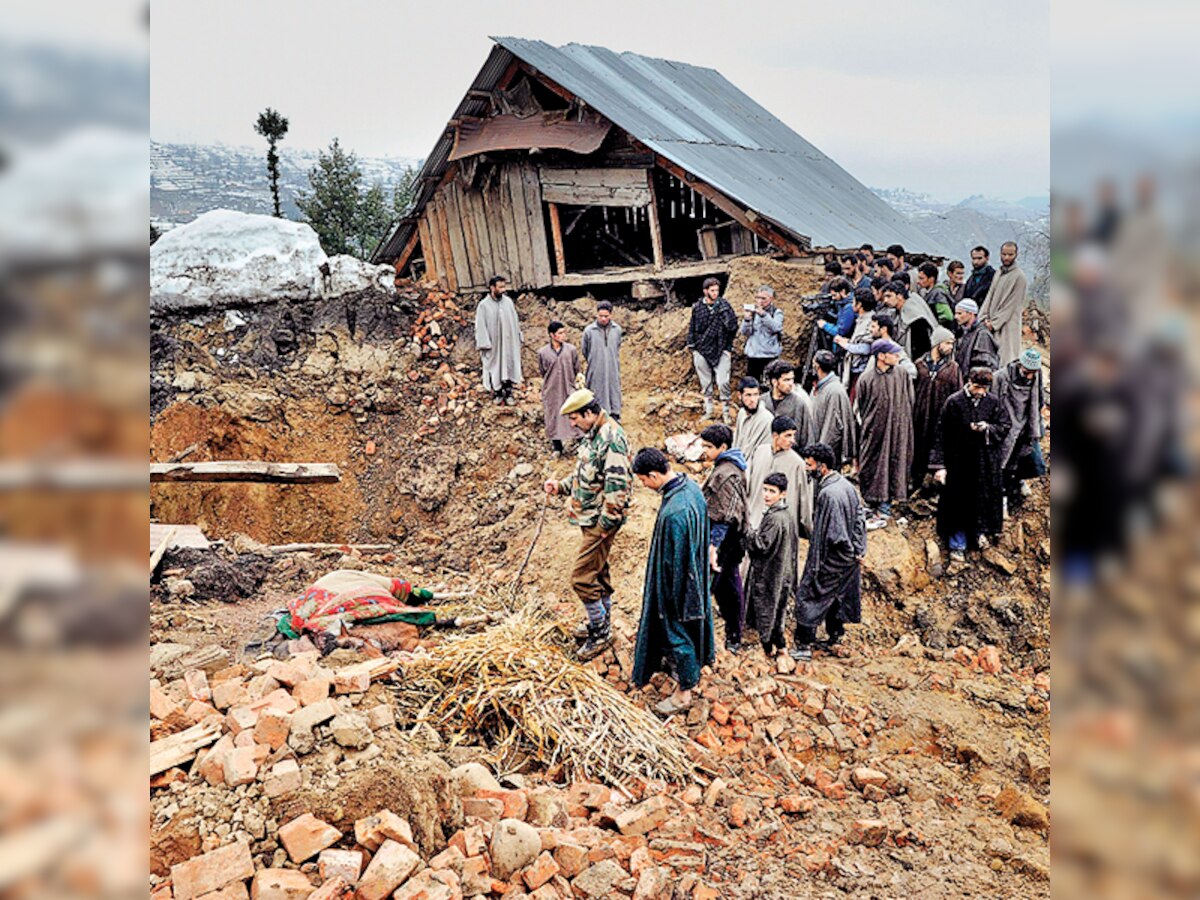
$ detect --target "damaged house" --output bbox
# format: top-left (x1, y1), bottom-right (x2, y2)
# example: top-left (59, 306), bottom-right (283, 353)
top-left (372, 37), bottom-right (939, 296)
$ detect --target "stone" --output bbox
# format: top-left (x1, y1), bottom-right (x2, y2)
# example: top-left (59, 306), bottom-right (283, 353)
top-left (460, 856), bottom-right (491, 896)
top-left (851, 767), bottom-right (889, 790)
top-left (632, 865), bottom-right (672, 900)
top-left (170, 839), bottom-right (255, 900)
top-left (925, 538), bottom-right (944, 577)
top-left (995, 786), bottom-right (1049, 830)
top-left (366, 705), bottom-right (394, 730)
top-left (225, 706), bottom-right (259, 735)
top-left (263, 759), bottom-right (302, 798)
top-left (198, 734), bottom-right (235, 786)
top-left (253, 708), bottom-right (292, 750)
top-left (221, 746), bottom-right (259, 787)
top-left (490, 818), bottom-right (541, 880)
top-left (614, 795), bottom-right (671, 836)
top-left (249, 868), bottom-right (314, 900)
top-left (329, 712), bottom-right (372, 749)
top-left (184, 669), bottom-right (212, 702)
top-left (977, 645), bottom-right (1003, 674)
top-left (461, 797), bottom-right (504, 823)
top-left (249, 689), bottom-right (299, 715)
top-left (522, 851), bottom-right (560, 891)
top-left (449, 762), bottom-right (502, 797)
top-left (862, 528), bottom-right (930, 596)
top-left (572, 860), bottom-right (627, 898)
top-left (553, 842), bottom-right (589, 879)
top-left (212, 679), bottom-right (249, 711)
top-left (1017, 748), bottom-right (1050, 790)
top-left (279, 813), bottom-right (342, 863)
top-left (848, 819), bottom-right (889, 847)
top-left (391, 870), bottom-right (457, 900)
top-left (291, 678), bottom-right (331, 707)
top-left (195, 883), bottom-right (248, 900)
top-left (778, 795), bottom-right (814, 815)
top-left (982, 547), bottom-right (1018, 575)
top-left (305, 877), bottom-right (348, 900)
top-left (526, 786), bottom-right (567, 828)
top-left (353, 810), bottom-right (416, 853)
top-left (317, 848), bottom-right (363, 884)
top-left (356, 840), bottom-right (421, 900)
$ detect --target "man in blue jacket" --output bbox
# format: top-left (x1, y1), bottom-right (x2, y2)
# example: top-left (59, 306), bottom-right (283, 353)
top-left (740, 285), bottom-right (784, 383)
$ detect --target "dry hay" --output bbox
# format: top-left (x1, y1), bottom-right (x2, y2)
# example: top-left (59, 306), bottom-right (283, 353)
top-left (394, 603), bottom-right (694, 789)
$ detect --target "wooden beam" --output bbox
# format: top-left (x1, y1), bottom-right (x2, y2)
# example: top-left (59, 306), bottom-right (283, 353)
top-left (150, 462), bottom-right (341, 484)
top-left (548, 202), bottom-right (566, 276)
top-left (645, 171), bottom-right (665, 271)
top-left (150, 720), bottom-right (223, 776)
top-left (653, 156), bottom-right (806, 257)
top-left (551, 258), bottom-right (731, 288)
top-left (515, 61), bottom-right (576, 104)
top-left (393, 227), bottom-right (421, 276)
top-left (149, 526), bottom-right (176, 577)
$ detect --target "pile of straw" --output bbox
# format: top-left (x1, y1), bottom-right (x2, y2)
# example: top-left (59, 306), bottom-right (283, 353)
top-left (394, 604), bottom-right (694, 788)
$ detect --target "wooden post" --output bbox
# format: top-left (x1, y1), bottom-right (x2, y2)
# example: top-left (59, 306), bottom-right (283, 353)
top-left (645, 172), bottom-right (665, 271)
top-left (548, 202), bottom-right (566, 276)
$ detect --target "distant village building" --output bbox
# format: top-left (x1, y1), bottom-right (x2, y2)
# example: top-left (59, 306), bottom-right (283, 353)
top-left (372, 37), bottom-right (939, 294)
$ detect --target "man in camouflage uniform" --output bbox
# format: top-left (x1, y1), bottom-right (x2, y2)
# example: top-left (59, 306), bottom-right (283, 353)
top-left (543, 388), bottom-right (632, 660)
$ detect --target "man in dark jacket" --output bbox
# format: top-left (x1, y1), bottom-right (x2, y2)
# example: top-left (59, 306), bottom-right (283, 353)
top-left (953, 299), bottom-right (1000, 373)
top-left (699, 424), bottom-right (749, 653)
top-left (963, 246), bottom-right (996, 301)
top-left (688, 277), bottom-right (739, 421)
top-left (793, 442), bottom-right (867, 661)
top-left (931, 368), bottom-right (1011, 562)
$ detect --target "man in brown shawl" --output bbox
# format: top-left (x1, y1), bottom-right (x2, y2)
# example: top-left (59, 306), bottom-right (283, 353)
top-left (745, 415), bottom-right (811, 537)
top-left (810, 350), bottom-right (856, 468)
top-left (699, 424), bottom-right (748, 653)
top-left (911, 326), bottom-right (963, 486)
top-left (732, 376), bottom-right (773, 459)
top-left (762, 359), bottom-right (817, 448)
top-left (980, 241), bottom-right (1029, 365)
top-left (537, 321), bottom-right (582, 456)
top-left (854, 339), bottom-right (914, 529)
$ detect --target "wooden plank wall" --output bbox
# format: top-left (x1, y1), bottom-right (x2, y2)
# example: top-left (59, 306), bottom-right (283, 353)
top-left (539, 167), bottom-right (652, 207)
top-left (416, 161), bottom-right (551, 293)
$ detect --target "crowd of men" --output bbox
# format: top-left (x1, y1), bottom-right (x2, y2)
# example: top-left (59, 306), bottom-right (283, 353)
top-left (473, 240), bottom-right (1044, 714)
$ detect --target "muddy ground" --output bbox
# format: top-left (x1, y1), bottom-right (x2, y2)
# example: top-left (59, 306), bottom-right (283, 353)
top-left (150, 263), bottom-right (1050, 898)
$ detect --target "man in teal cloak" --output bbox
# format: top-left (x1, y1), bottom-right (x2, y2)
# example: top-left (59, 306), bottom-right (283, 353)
top-left (630, 448), bottom-right (715, 717)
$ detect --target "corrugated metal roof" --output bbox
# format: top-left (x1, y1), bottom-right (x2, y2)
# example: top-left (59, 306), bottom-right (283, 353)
top-left (373, 38), bottom-right (945, 263)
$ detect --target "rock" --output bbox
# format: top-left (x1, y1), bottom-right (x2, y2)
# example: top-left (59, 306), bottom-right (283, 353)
top-left (450, 762), bottom-right (503, 797)
top-left (526, 786), bottom-right (568, 827)
top-left (925, 538), bottom-right (943, 577)
top-left (170, 839), bottom-right (254, 900)
top-left (317, 849), bottom-right (363, 884)
top-left (490, 818), bottom-right (541, 880)
top-left (356, 840), bottom-right (421, 900)
top-left (977, 645), bottom-right (1003, 674)
top-left (862, 528), bottom-right (929, 596)
top-left (995, 786), bottom-right (1049, 830)
top-left (572, 859), bottom-right (628, 898)
top-left (250, 869), bottom-right (314, 900)
top-left (614, 795), bottom-right (671, 836)
top-left (329, 712), bottom-right (372, 749)
top-left (263, 759), bottom-right (302, 798)
top-left (521, 851), bottom-right (561, 891)
top-left (508, 463), bottom-right (534, 479)
top-left (851, 767), bottom-right (889, 790)
top-left (553, 842), bottom-right (590, 878)
top-left (354, 810), bottom-right (417, 853)
top-left (982, 547), bottom-right (1018, 575)
top-left (1016, 748), bottom-right (1050, 790)
top-left (392, 870), bottom-right (458, 900)
top-left (848, 819), bottom-right (889, 847)
top-left (278, 813), bottom-right (342, 863)
top-left (632, 865), bottom-right (672, 900)
top-left (778, 795), bottom-right (814, 815)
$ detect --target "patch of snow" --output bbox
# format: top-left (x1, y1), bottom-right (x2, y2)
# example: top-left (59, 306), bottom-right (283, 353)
top-left (318, 254), bottom-right (395, 298)
top-left (151, 209), bottom-right (326, 311)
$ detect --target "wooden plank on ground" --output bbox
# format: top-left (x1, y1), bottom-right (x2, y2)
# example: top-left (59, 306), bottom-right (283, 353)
top-left (149, 523), bottom-right (209, 553)
top-left (149, 719), bottom-right (223, 776)
top-left (150, 462), bottom-right (341, 484)
top-left (520, 163), bottom-right (553, 287)
top-left (149, 526), bottom-right (176, 576)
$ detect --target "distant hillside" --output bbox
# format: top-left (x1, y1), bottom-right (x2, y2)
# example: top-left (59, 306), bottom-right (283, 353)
top-left (151, 141), bottom-right (420, 228)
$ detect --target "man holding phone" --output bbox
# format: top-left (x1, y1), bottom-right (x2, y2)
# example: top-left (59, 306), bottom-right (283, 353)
top-left (739, 284), bottom-right (784, 383)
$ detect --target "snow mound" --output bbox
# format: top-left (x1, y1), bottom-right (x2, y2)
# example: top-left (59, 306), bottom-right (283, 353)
top-left (319, 254), bottom-right (396, 298)
top-left (151, 210), bottom-right (327, 312)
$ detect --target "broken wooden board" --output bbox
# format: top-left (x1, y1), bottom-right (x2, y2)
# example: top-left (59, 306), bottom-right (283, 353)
top-left (149, 523), bottom-right (210, 554)
top-left (149, 719), bottom-right (223, 776)
top-left (150, 462), bottom-right (340, 484)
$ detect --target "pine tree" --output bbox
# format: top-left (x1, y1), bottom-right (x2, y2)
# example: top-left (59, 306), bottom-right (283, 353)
top-left (296, 139), bottom-right (367, 257)
top-left (254, 108), bottom-right (289, 217)
top-left (392, 164), bottom-right (421, 218)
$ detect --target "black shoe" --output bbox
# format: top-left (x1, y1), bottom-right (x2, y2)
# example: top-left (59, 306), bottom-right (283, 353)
top-left (725, 640), bottom-right (742, 654)
top-left (577, 617), bottom-right (612, 661)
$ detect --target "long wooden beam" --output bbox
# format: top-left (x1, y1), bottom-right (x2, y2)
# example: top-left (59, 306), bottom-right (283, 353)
top-left (645, 171), bottom-right (665, 270)
top-left (150, 462), bottom-right (341, 484)
top-left (392, 227), bottom-right (421, 277)
top-left (653, 156), bottom-right (807, 257)
top-left (548, 202), bottom-right (566, 276)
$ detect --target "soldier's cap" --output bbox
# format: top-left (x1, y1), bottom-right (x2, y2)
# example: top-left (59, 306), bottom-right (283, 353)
top-left (560, 388), bottom-right (596, 415)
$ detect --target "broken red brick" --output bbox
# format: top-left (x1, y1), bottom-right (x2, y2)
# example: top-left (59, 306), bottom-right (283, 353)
top-left (279, 813), bottom-right (342, 863)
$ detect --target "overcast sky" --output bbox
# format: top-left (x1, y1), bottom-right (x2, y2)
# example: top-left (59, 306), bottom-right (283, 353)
top-left (147, 0), bottom-right (1048, 203)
